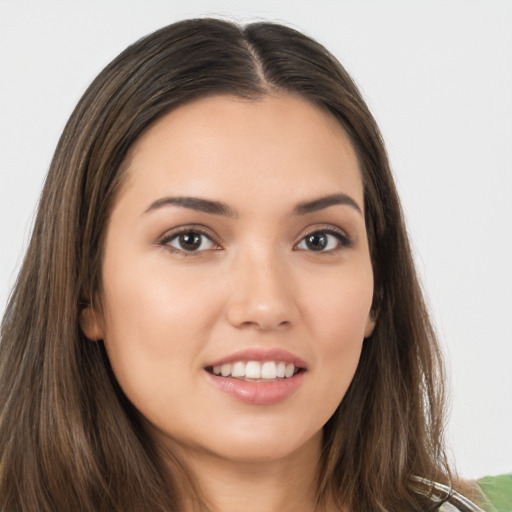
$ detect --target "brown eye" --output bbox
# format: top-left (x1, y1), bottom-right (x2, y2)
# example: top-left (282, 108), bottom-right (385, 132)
top-left (303, 233), bottom-right (329, 251)
top-left (166, 231), bottom-right (216, 252)
top-left (296, 230), bottom-right (350, 252)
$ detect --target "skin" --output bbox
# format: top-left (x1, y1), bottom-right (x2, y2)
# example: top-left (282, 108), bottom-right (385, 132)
top-left (82, 93), bottom-right (375, 512)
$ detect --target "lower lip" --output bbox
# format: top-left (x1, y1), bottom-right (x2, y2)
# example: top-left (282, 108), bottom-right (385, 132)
top-left (205, 371), bottom-right (305, 405)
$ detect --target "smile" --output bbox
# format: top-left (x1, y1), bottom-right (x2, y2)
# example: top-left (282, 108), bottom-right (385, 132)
top-left (209, 360), bottom-right (300, 381)
top-left (204, 351), bottom-right (307, 405)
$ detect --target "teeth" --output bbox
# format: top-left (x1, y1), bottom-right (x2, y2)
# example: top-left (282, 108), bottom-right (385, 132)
top-left (245, 361), bottom-right (261, 379)
top-left (220, 364), bottom-right (232, 377)
top-left (231, 361), bottom-right (245, 377)
top-left (284, 363), bottom-right (295, 378)
top-left (261, 361), bottom-right (277, 379)
top-left (210, 360), bottom-right (299, 380)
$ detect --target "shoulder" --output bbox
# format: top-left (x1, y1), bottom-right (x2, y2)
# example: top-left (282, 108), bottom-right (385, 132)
top-left (476, 474), bottom-right (512, 512)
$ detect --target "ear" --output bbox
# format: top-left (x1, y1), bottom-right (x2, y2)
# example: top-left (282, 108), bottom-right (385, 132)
top-left (364, 312), bottom-right (377, 338)
top-left (79, 305), bottom-right (105, 341)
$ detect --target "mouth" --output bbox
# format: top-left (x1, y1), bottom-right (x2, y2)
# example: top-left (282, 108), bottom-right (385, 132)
top-left (204, 349), bottom-right (307, 405)
top-left (205, 360), bottom-right (304, 382)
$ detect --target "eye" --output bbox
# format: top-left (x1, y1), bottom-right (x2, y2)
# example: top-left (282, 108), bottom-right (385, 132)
top-left (296, 230), bottom-right (350, 252)
top-left (164, 230), bottom-right (218, 252)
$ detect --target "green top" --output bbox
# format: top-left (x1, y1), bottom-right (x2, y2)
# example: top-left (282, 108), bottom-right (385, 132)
top-left (478, 474), bottom-right (512, 512)
top-left (419, 474), bottom-right (512, 511)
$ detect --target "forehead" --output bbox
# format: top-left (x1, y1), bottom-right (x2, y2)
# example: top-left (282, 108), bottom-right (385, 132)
top-left (117, 93), bottom-right (363, 213)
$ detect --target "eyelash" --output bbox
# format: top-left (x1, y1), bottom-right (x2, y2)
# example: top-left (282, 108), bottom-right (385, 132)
top-left (158, 225), bottom-right (352, 255)
top-left (295, 227), bottom-right (352, 253)
top-left (159, 226), bottom-right (220, 256)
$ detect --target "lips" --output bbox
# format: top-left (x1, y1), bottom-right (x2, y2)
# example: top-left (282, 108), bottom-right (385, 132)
top-left (204, 348), bottom-right (307, 405)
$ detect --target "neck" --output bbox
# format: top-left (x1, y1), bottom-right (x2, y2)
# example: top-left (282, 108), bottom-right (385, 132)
top-left (163, 431), bottom-right (326, 512)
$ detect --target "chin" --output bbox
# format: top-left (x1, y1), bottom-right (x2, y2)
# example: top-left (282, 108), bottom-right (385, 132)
top-left (196, 424), bottom-right (323, 464)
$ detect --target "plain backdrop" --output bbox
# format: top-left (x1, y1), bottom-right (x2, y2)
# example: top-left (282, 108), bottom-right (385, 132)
top-left (0, 0), bottom-right (511, 480)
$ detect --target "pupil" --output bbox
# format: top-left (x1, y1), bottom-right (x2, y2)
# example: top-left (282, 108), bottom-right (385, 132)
top-left (179, 232), bottom-right (201, 250)
top-left (306, 233), bottom-right (327, 251)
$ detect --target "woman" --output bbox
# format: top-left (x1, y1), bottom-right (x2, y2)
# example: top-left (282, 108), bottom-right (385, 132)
top-left (0, 18), bottom-right (489, 512)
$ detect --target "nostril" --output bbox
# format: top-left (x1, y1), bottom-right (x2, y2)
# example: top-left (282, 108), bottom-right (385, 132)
top-left (236, 319), bottom-right (292, 331)
top-left (224, 269), bottom-right (299, 330)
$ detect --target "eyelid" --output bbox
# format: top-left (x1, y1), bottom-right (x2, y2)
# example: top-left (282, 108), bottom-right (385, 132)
top-left (156, 223), bottom-right (352, 254)
top-left (294, 225), bottom-right (353, 251)
top-left (158, 224), bottom-right (222, 253)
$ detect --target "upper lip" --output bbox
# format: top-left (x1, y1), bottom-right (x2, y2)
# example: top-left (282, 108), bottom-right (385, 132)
top-left (206, 348), bottom-right (307, 370)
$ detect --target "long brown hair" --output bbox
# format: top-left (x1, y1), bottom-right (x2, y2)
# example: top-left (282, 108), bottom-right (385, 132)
top-left (1, 18), bottom-right (453, 511)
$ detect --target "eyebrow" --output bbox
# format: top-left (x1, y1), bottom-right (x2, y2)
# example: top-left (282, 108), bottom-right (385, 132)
top-left (143, 196), bottom-right (237, 217)
top-left (294, 193), bottom-right (362, 216)
top-left (143, 192), bottom-right (362, 218)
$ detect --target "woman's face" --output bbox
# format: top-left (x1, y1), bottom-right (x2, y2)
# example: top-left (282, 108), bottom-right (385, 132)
top-left (83, 93), bottom-right (375, 463)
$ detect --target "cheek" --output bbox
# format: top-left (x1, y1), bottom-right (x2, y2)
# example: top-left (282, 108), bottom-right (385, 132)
top-left (302, 265), bottom-right (372, 401)
top-left (99, 259), bottom-right (221, 412)
top-left (305, 266), bottom-right (373, 346)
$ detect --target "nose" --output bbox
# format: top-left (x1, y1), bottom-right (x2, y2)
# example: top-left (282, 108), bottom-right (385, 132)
top-left (225, 250), bottom-right (299, 331)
